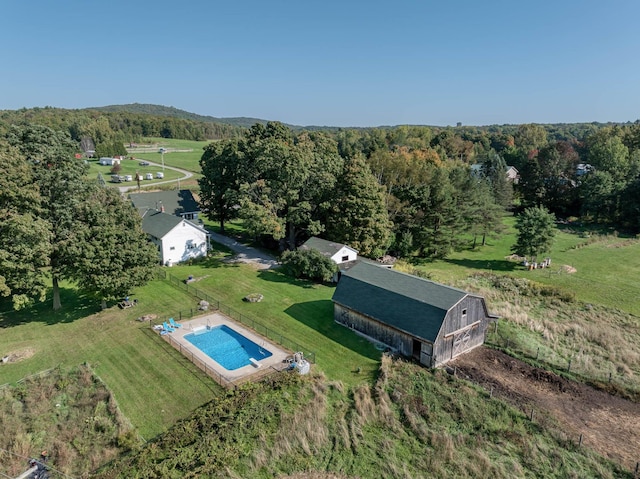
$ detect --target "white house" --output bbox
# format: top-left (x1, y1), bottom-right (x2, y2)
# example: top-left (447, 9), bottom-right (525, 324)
top-left (141, 210), bottom-right (209, 266)
top-left (98, 157), bottom-right (121, 166)
top-left (299, 237), bottom-right (358, 264)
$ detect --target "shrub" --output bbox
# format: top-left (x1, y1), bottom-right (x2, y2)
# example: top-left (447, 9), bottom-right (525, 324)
top-left (281, 249), bottom-right (338, 282)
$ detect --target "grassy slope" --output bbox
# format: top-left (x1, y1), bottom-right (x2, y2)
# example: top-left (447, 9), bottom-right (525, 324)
top-left (0, 280), bottom-right (220, 439)
top-left (94, 357), bottom-right (629, 479)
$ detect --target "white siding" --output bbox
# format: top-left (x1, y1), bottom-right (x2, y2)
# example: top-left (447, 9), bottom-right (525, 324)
top-left (160, 221), bottom-right (208, 266)
top-left (330, 246), bottom-right (358, 264)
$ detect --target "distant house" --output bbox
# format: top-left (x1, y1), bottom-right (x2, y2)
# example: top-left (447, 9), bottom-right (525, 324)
top-left (129, 190), bottom-right (201, 221)
top-left (576, 163), bottom-right (593, 177)
top-left (332, 261), bottom-right (496, 368)
top-left (299, 237), bottom-right (358, 265)
top-left (470, 164), bottom-right (519, 184)
top-left (141, 210), bottom-right (209, 266)
top-left (505, 165), bottom-right (519, 184)
top-left (99, 157), bottom-right (121, 166)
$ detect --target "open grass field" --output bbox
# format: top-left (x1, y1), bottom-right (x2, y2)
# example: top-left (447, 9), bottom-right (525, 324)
top-left (127, 137), bottom-right (212, 173)
top-left (419, 216), bottom-right (640, 317)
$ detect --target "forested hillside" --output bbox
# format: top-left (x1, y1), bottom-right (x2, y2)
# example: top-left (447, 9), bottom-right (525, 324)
top-left (89, 103), bottom-right (274, 129)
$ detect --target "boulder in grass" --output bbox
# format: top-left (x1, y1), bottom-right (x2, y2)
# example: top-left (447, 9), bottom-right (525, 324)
top-left (198, 300), bottom-right (210, 311)
top-left (243, 293), bottom-right (264, 303)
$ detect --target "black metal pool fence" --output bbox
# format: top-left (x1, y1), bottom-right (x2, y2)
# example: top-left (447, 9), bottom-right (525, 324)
top-left (162, 271), bottom-right (316, 364)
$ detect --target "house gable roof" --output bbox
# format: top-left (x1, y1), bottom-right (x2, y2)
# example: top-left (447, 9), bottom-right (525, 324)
top-left (141, 211), bottom-right (207, 240)
top-left (332, 261), bottom-right (468, 342)
top-left (299, 237), bottom-right (358, 258)
top-left (129, 190), bottom-right (200, 217)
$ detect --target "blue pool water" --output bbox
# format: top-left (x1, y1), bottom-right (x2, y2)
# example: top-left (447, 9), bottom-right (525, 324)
top-left (184, 324), bottom-right (272, 370)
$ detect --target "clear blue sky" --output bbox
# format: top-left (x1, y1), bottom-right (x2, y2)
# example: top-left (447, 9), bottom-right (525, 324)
top-left (1, 0), bottom-right (639, 127)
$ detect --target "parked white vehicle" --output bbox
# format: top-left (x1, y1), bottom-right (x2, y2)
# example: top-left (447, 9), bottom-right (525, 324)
top-left (145, 172), bottom-right (153, 180)
top-left (156, 172), bottom-right (164, 179)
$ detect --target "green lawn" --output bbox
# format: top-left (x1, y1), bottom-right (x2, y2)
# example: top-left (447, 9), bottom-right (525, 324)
top-left (0, 280), bottom-right (220, 439)
top-left (166, 257), bottom-right (381, 386)
top-left (0, 251), bottom-right (380, 439)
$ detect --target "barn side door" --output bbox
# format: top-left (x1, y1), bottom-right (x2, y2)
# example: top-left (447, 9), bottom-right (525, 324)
top-left (451, 328), bottom-right (472, 359)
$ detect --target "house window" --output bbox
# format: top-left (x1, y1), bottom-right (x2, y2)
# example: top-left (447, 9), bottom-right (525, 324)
top-left (170, 246), bottom-right (176, 251)
top-left (461, 308), bottom-right (467, 320)
top-left (342, 255), bottom-right (349, 262)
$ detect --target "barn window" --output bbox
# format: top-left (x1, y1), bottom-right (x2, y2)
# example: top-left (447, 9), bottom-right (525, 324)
top-left (462, 308), bottom-right (467, 320)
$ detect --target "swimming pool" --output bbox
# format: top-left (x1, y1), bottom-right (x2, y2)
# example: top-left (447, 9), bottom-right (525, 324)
top-left (184, 324), bottom-right (272, 370)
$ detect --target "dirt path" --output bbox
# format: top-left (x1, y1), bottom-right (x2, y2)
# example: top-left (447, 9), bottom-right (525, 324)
top-left (452, 347), bottom-right (640, 470)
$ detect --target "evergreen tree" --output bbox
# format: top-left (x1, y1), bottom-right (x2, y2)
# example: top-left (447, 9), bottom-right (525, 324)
top-left (325, 154), bottom-right (392, 258)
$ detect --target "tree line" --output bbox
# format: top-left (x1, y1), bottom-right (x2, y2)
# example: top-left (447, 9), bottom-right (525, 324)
top-left (0, 124), bottom-right (158, 311)
top-left (200, 120), bottom-right (640, 260)
top-left (0, 107), bottom-right (245, 155)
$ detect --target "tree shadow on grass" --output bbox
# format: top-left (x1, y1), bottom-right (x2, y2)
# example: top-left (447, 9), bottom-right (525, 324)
top-left (0, 287), bottom-right (101, 329)
top-left (284, 300), bottom-right (381, 361)
top-left (257, 269), bottom-right (336, 290)
top-left (442, 258), bottom-right (518, 273)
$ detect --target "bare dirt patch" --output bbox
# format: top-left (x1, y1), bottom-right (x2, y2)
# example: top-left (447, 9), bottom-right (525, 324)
top-left (452, 347), bottom-right (640, 470)
top-left (1, 347), bottom-right (35, 364)
top-left (561, 264), bottom-right (577, 273)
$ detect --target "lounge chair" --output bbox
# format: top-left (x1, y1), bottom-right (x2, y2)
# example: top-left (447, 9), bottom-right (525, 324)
top-left (169, 318), bottom-right (182, 328)
top-left (163, 322), bottom-right (175, 333)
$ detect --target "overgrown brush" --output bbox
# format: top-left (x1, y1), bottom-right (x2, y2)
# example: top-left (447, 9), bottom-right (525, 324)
top-left (0, 364), bottom-right (136, 478)
top-left (95, 359), bottom-right (629, 479)
top-left (462, 273), bottom-right (640, 397)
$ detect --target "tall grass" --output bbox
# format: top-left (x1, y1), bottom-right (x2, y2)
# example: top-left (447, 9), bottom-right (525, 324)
top-left (94, 358), bottom-right (630, 478)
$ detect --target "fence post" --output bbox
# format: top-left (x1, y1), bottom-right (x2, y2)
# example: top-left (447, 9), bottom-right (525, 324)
top-left (179, 311), bottom-right (182, 321)
top-left (535, 347), bottom-right (540, 360)
top-left (494, 320), bottom-right (498, 335)
top-left (578, 433), bottom-right (583, 447)
top-left (609, 372), bottom-right (612, 383)
top-left (530, 409), bottom-right (534, 421)
top-left (567, 359), bottom-right (572, 372)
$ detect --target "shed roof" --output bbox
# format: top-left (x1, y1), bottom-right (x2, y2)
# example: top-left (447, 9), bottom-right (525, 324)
top-left (299, 237), bottom-right (357, 257)
top-left (332, 262), bottom-right (468, 342)
top-left (129, 190), bottom-right (200, 217)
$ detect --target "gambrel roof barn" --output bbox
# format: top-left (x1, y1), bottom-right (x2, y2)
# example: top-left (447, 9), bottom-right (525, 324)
top-left (332, 262), bottom-right (496, 367)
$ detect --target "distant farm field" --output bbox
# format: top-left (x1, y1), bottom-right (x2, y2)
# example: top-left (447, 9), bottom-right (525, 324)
top-left (127, 137), bottom-right (211, 173)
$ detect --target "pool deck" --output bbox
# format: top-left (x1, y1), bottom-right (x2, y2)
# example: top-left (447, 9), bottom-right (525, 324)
top-left (162, 313), bottom-right (291, 384)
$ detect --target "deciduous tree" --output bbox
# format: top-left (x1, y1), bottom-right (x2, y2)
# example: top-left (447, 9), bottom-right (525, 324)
top-left (512, 206), bottom-right (556, 262)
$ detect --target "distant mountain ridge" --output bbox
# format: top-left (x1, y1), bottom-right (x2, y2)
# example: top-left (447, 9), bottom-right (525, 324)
top-left (87, 103), bottom-right (292, 129)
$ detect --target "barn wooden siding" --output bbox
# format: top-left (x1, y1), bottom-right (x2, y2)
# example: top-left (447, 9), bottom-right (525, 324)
top-left (431, 296), bottom-right (489, 367)
top-left (334, 294), bottom-right (490, 368)
top-left (334, 303), bottom-right (418, 356)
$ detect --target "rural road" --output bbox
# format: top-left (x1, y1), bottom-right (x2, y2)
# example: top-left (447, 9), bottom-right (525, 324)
top-left (208, 231), bottom-right (280, 270)
top-left (118, 160), bottom-right (194, 194)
